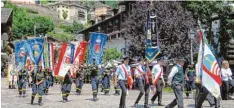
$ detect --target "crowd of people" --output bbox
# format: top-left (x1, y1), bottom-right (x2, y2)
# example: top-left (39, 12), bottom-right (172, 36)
top-left (5, 43), bottom-right (234, 108)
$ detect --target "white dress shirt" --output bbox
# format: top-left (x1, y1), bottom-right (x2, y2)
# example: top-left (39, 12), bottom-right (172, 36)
top-left (167, 64), bottom-right (182, 85)
top-left (221, 68), bottom-right (232, 81)
top-left (152, 64), bottom-right (163, 80)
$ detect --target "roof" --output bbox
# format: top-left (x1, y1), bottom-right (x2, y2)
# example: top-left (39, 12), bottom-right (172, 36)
top-left (78, 11), bottom-right (124, 34)
top-left (46, 2), bottom-right (88, 10)
top-left (1, 8), bottom-right (13, 24)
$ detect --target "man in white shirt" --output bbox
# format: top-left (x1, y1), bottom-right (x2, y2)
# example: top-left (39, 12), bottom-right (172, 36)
top-left (114, 57), bottom-right (131, 108)
top-left (151, 57), bottom-right (165, 106)
top-left (133, 58), bottom-right (150, 108)
top-left (166, 57), bottom-right (185, 108)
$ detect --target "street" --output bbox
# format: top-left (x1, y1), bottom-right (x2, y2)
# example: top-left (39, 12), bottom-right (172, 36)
top-left (1, 78), bottom-right (233, 108)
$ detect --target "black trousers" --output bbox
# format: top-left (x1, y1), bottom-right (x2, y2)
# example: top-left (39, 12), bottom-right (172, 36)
top-left (135, 79), bottom-right (150, 105)
top-left (196, 85), bottom-right (220, 108)
top-left (119, 80), bottom-right (127, 108)
top-left (167, 84), bottom-right (184, 108)
top-left (151, 79), bottom-right (163, 104)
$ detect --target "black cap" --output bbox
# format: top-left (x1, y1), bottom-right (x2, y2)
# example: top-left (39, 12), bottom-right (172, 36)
top-left (123, 56), bottom-right (129, 60)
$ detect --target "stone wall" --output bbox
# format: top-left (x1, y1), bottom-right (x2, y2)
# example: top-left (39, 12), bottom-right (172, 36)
top-left (15, 4), bottom-right (61, 24)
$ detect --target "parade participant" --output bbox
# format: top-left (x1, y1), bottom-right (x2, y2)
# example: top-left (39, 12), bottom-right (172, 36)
top-left (194, 63), bottom-right (217, 108)
top-left (76, 66), bottom-right (84, 95)
top-left (185, 65), bottom-right (196, 98)
top-left (7, 43), bottom-right (17, 89)
top-left (196, 86), bottom-right (220, 108)
top-left (99, 65), bottom-right (105, 92)
top-left (31, 65), bottom-right (44, 106)
top-left (90, 59), bottom-right (99, 101)
top-left (114, 56), bottom-right (131, 108)
top-left (151, 57), bottom-right (165, 106)
top-left (114, 63), bottom-right (121, 96)
top-left (61, 69), bottom-right (73, 103)
top-left (103, 67), bottom-right (111, 95)
top-left (49, 69), bottom-right (54, 87)
top-left (18, 68), bottom-right (29, 98)
top-left (221, 60), bottom-right (234, 99)
top-left (43, 68), bottom-right (50, 95)
top-left (133, 58), bottom-right (151, 108)
top-left (165, 57), bottom-right (186, 108)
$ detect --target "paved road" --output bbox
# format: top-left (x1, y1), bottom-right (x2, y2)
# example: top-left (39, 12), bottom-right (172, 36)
top-left (1, 78), bottom-right (233, 108)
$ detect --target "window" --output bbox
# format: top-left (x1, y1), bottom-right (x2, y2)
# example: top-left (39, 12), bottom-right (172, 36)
top-left (62, 6), bottom-right (64, 8)
top-left (78, 10), bottom-right (85, 19)
top-left (58, 6), bottom-right (59, 8)
top-left (66, 7), bottom-right (68, 9)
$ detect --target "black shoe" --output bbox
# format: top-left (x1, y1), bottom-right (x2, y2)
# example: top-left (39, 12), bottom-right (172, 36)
top-left (134, 103), bottom-right (138, 107)
top-left (144, 105), bottom-right (151, 108)
top-left (39, 103), bottom-right (43, 106)
top-left (158, 103), bottom-right (164, 106)
top-left (62, 99), bottom-right (66, 103)
top-left (31, 96), bottom-right (35, 104)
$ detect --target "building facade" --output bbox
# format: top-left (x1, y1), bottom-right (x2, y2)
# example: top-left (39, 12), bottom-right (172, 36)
top-left (78, 1), bottom-right (135, 55)
top-left (46, 2), bottom-right (88, 24)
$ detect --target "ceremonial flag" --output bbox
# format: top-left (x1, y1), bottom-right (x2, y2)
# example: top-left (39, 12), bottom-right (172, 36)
top-left (26, 38), bottom-right (44, 66)
top-left (55, 43), bottom-right (75, 77)
top-left (145, 10), bottom-right (160, 62)
top-left (88, 32), bottom-right (107, 65)
top-left (202, 37), bottom-right (222, 98)
top-left (48, 43), bottom-right (55, 75)
top-left (15, 41), bottom-right (27, 71)
top-left (43, 43), bottom-right (50, 68)
top-left (195, 30), bottom-right (203, 83)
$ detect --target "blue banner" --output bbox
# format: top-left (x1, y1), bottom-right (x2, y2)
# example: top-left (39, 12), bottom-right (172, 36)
top-left (145, 10), bottom-right (160, 62)
top-left (26, 38), bottom-right (44, 66)
top-left (88, 32), bottom-right (107, 65)
top-left (15, 41), bottom-right (27, 70)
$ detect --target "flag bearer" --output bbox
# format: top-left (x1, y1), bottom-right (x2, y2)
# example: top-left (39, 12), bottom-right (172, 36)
top-left (31, 65), bottom-right (44, 106)
top-left (166, 58), bottom-right (186, 108)
top-left (185, 65), bottom-right (196, 98)
top-left (103, 68), bottom-right (111, 95)
top-left (90, 59), bottom-right (99, 101)
top-left (114, 57), bottom-right (131, 108)
top-left (151, 57), bottom-right (165, 106)
top-left (76, 66), bottom-right (84, 95)
top-left (43, 68), bottom-right (50, 95)
top-left (133, 58), bottom-right (151, 108)
top-left (18, 68), bottom-right (29, 98)
top-left (61, 69), bottom-right (73, 103)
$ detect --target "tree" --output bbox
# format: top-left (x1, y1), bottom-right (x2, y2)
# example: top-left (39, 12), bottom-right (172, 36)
top-left (123, 1), bottom-right (196, 61)
top-left (184, 1), bottom-right (233, 58)
top-left (103, 48), bottom-right (123, 63)
top-left (5, 2), bottom-right (54, 39)
top-left (59, 21), bottom-right (84, 33)
top-left (62, 10), bottom-right (68, 20)
top-left (47, 31), bottom-right (73, 42)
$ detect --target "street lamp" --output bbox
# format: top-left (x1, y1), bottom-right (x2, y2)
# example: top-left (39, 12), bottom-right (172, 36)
top-left (189, 29), bottom-right (195, 65)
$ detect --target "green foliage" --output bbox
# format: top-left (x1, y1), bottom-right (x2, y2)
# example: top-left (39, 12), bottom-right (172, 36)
top-left (5, 2), bottom-right (54, 39)
top-left (47, 31), bottom-right (73, 42)
top-left (59, 21), bottom-right (84, 33)
top-left (103, 48), bottom-right (123, 63)
top-left (62, 10), bottom-right (68, 20)
top-left (41, 0), bottom-right (48, 5)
